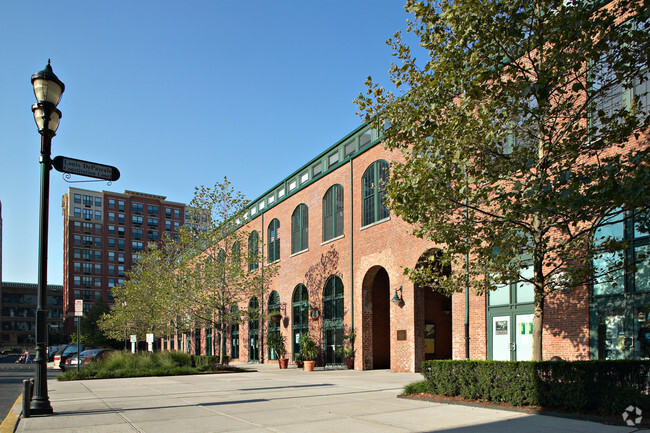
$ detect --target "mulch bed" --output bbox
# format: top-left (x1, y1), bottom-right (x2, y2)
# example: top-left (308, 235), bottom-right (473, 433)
top-left (398, 393), bottom-right (647, 428)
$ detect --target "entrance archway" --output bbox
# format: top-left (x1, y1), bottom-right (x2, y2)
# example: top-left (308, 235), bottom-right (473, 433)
top-left (362, 266), bottom-right (391, 369)
top-left (415, 250), bottom-right (452, 368)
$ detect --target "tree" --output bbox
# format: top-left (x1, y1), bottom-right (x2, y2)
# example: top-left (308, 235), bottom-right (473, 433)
top-left (70, 297), bottom-right (121, 348)
top-left (179, 177), bottom-right (279, 363)
top-left (356, 0), bottom-right (650, 360)
top-left (99, 236), bottom-right (193, 346)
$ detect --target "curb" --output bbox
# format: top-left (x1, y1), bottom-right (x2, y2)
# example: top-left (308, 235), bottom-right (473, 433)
top-left (0, 395), bottom-right (22, 433)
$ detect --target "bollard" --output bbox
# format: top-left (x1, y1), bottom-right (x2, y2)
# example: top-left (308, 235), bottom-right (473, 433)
top-left (22, 379), bottom-right (32, 418)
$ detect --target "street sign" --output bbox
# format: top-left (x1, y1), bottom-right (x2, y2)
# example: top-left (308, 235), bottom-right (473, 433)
top-left (52, 156), bottom-right (120, 181)
top-left (74, 299), bottom-right (83, 317)
top-left (146, 333), bottom-right (154, 353)
top-left (130, 335), bottom-right (137, 343)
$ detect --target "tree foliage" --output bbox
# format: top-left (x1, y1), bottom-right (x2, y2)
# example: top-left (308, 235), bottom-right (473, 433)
top-left (356, 0), bottom-right (650, 359)
top-left (99, 178), bottom-right (278, 362)
top-left (70, 297), bottom-right (121, 348)
top-left (179, 178), bottom-right (279, 363)
top-left (98, 236), bottom-right (192, 343)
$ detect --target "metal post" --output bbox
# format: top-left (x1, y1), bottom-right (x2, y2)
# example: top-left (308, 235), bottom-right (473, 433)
top-left (31, 128), bottom-right (54, 415)
top-left (22, 379), bottom-right (32, 418)
top-left (464, 177), bottom-right (471, 360)
top-left (77, 317), bottom-right (81, 374)
top-left (465, 251), bottom-right (470, 359)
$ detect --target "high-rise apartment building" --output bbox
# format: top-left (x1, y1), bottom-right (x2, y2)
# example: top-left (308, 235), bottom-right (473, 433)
top-left (62, 188), bottom-right (185, 335)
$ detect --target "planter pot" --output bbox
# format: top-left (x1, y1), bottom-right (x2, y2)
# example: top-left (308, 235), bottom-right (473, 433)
top-left (278, 358), bottom-right (289, 369)
top-left (270, 313), bottom-right (282, 323)
top-left (296, 361), bottom-right (304, 368)
top-left (345, 358), bottom-right (354, 369)
top-left (303, 360), bottom-right (316, 372)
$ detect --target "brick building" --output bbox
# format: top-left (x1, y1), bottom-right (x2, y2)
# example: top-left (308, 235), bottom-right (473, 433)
top-left (159, 119), bottom-right (648, 373)
top-left (1, 282), bottom-right (64, 347)
top-left (61, 188), bottom-right (186, 335)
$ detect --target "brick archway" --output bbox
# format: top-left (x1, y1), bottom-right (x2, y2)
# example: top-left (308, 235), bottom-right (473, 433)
top-left (362, 265), bottom-right (391, 369)
top-left (414, 249), bottom-right (452, 371)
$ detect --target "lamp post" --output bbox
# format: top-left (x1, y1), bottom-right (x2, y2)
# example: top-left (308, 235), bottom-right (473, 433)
top-left (30, 60), bottom-right (64, 415)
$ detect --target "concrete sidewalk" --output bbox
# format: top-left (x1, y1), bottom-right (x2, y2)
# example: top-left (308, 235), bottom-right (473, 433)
top-left (14, 363), bottom-right (639, 433)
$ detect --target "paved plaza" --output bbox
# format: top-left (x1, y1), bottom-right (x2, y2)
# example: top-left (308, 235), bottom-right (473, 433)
top-left (8, 363), bottom-right (639, 432)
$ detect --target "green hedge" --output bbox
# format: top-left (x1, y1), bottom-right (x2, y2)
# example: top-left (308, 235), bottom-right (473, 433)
top-left (419, 360), bottom-right (650, 416)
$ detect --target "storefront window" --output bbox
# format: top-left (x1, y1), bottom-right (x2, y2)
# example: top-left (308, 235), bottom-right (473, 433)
top-left (597, 310), bottom-right (625, 360)
top-left (591, 209), bottom-right (649, 359)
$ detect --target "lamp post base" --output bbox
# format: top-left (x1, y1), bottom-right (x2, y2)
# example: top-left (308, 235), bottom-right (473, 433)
top-left (29, 402), bottom-right (54, 416)
top-left (30, 341), bottom-right (53, 415)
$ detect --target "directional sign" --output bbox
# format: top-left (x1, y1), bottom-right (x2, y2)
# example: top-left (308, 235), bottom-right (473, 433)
top-left (53, 156), bottom-right (120, 181)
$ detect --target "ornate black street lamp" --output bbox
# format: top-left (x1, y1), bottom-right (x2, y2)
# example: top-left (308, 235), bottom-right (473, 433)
top-left (30, 60), bottom-right (64, 415)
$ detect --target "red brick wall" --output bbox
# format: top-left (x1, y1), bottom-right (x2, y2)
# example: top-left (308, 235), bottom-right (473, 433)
top-left (222, 145), bottom-right (447, 372)
top-left (175, 137), bottom-right (616, 370)
top-left (543, 286), bottom-right (590, 360)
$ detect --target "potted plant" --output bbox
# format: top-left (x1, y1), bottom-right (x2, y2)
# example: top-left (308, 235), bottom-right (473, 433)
top-left (294, 351), bottom-right (304, 368)
top-left (299, 333), bottom-right (318, 371)
top-left (267, 332), bottom-right (288, 368)
top-left (336, 346), bottom-right (355, 369)
top-left (337, 331), bottom-right (355, 369)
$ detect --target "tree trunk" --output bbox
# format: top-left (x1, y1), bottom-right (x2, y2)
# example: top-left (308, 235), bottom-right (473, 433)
top-left (532, 236), bottom-right (545, 361)
top-left (218, 312), bottom-right (225, 364)
top-left (532, 299), bottom-right (543, 361)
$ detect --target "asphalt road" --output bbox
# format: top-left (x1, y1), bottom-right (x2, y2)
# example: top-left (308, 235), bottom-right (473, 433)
top-left (0, 355), bottom-right (62, 422)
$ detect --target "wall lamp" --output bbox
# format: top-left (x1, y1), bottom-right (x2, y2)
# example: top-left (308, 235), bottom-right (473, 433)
top-left (391, 286), bottom-right (404, 306)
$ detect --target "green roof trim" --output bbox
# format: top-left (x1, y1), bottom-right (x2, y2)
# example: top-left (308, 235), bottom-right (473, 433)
top-left (240, 122), bottom-right (382, 223)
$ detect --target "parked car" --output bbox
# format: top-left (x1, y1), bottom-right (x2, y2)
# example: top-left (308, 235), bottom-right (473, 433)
top-left (64, 349), bottom-right (114, 370)
top-left (59, 346), bottom-right (113, 371)
top-left (52, 346), bottom-right (69, 369)
top-left (58, 345), bottom-right (94, 370)
top-left (47, 345), bottom-right (66, 362)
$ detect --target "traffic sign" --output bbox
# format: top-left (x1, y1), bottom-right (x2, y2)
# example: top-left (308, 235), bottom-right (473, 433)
top-left (52, 156), bottom-right (120, 181)
top-left (130, 335), bottom-right (137, 343)
top-left (74, 299), bottom-right (83, 317)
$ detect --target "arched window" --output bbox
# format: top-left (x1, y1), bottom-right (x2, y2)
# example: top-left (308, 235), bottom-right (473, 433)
top-left (248, 231), bottom-right (259, 271)
top-left (230, 304), bottom-right (239, 360)
top-left (323, 185), bottom-right (344, 242)
top-left (268, 291), bottom-right (281, 360)
top-left (362, 160), bottom-right (389, 227)
top-left (206, 327), bottom-right (212, 356)
top-left (231, 241), bottom-right (241, 266)
top-left (291, 204), bottom-right (309, 254)
top-left (248, 297), bottom-right (259, 362)
top-left (323, 275), bottom-right (344, 365)
top-left (267, 218), bottom-right (280, 263)
top-left (217, 249), bottom-right (226, 284)
top-left (292, 284), bottom-right (309, 359)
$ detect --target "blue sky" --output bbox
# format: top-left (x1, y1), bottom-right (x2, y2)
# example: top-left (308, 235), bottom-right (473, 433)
top-left (0, 1), bottom-right (416, 285)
